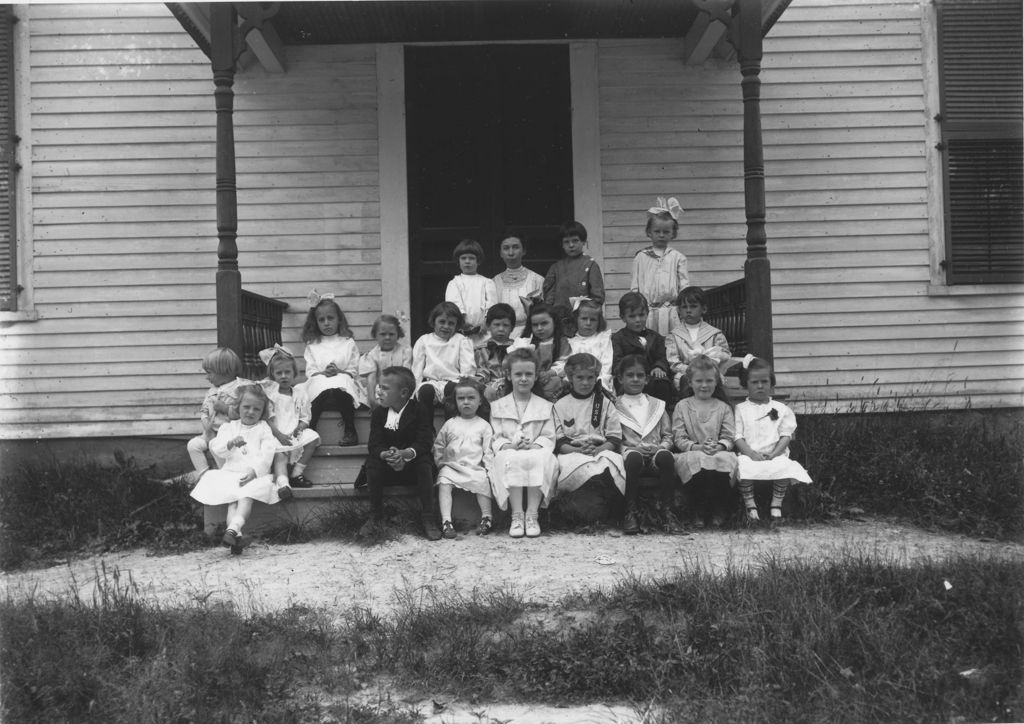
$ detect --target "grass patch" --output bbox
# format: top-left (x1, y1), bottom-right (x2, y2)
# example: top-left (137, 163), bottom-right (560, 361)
top-left (796, 409), bottom-right (1024, 540)
top-left (0, 452), bottom-right (205, 571)
top-left (4, 555), bottom-right (1021, 722)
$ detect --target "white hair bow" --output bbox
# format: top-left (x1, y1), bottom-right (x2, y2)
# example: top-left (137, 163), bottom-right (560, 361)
top-left (570, 296), bottom-right (593, 311)
top-left (648, 197), bottom-right (684, 220)
top-left (258, 343), bottom-right (293, 367)
top-left (306, 288), bottom-right (336, 309)
top-left (741, 353), bottom-right (756, 369)
top-left (508, 337), bottom-right (536, 353)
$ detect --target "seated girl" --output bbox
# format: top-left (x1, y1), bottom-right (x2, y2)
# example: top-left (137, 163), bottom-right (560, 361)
top-left (552, 353), bottom-right (626, 507)
top-left (672, 354), bottom-right (737, 528)
top-left (189, 384), bottom-right (290, 554)
top-left (489, 347), bottom-right (559, 538)
top-left (567, 298), bottom-right (614, 392)
top-left (260, 344), bottom-right (320, 488)
top-left (412, 301), bottom-right (477, 417)
top-left (519, 300), bottom-right (570, 401)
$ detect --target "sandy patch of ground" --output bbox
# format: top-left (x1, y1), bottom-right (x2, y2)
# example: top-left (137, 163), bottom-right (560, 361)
top-left (5, 520), bottom-right (1021, 615)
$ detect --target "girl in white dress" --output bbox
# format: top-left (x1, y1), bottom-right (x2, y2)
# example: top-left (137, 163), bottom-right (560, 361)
top-left (492, 234), bottom-right (544, 338)
top-left (260, 345), bottom-right (320, 488)
top-left (629, 197), bottom-right (689, 335)
top-left (413, 301), bottom-right (477, 416)
top-left (734, 356), bottom-right (812, 526)
top-left (359, 314), bottom-right (414, 410)
top-left (433, 378), bottom-right (495, 538)
top-left (187, 347), bottom-right (248, 475)
top-left (490, 348), bottom-right (559, 539)
top-left (445, 239), bottom-right (497, 346)
top-left (672, 355), bottom-right (737, 528)
top-left (298, 289), bottom-right (366, 445)
top-left (553, 353), bottom-right (626, 501)
top-left (190, 384), bottom-right (288, 554)
top-left (567, 299), bottom-right (614, 392)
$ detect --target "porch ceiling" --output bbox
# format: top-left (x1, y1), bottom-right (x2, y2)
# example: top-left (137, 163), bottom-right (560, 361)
top-left (270, 1), bottom-right (702, 45)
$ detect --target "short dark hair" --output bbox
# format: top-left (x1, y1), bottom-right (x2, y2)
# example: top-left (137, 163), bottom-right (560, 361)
top-left (565, 352), bottom-right (601, 377)
top-left (486, 303), bottom-right (516, 326)
top-left (615, 353), bottom-right (649, 379)
top-left (427, 301), bottom-right (465, 331)
top-left (618, 291), bottom-right (649, 318)
top-left (738, 356), bottom-right (776, 388)
top-left (502, 347), bottom-right (539, 375)
top-left (453, 239), bottom-right (485, 264)
top-left (559, 220), bottom-right (588, 242)
top-left (380, 365), bottom-right (416, 396)
top-left (676, 286), bottom-right (707, 309)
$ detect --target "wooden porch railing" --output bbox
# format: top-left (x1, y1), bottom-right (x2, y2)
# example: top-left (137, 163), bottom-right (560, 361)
top-left (704, 279), bottom-right (747, 357)
top-left (240, 289), bottom-right (289, 379)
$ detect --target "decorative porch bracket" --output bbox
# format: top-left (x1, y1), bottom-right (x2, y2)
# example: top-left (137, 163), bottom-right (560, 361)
top-left (736, 0), bottom-right (773, 364)
top-left (211, 3), bottom-right (243, 358)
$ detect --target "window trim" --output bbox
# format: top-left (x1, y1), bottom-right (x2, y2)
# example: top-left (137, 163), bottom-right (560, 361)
top-left (1, 4), bottom-right (34, 324)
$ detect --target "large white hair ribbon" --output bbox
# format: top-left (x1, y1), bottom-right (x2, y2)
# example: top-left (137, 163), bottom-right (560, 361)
top-left (306, 288), bottom-right (336, 309)
top-left (648, 197), bottom-right (684, 220)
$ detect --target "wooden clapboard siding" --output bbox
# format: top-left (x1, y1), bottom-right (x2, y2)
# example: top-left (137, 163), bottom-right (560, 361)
top-left (0, 3), bottom-right (218, 438)
top-left (761, 0), bottom-right (1023, 410)
top-left (231, 43), bottom-right (380, 355)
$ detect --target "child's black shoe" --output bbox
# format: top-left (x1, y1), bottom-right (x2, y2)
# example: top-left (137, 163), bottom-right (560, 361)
top-left (290, 474), bottom-right (314, 488)
top-left (623, 507), bottom-right (640, 535)
top-left (442, 520), bottom-right (457, 539)
top-left (477, 516), bottom-right (493, 536)
top-left (277, 485), bottom-right (294, 501)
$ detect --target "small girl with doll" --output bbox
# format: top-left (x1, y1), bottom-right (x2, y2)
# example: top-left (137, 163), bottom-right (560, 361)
top-left (734, 356), bottom-right (812, 526)
top-left (299, 289), bottom-right (366, 445)
top-left (359, 314), bottom-right (414, 410)
top-left (492, 234), bottom-right (544, 338)
top-left (187, 347), bottom-right (249, 476)
top-left (630, 197), bottom-right (689, 336)
top-left (445, 239), bottom-right (498, 346)
top-left (614, 355), bottom-right (681, 535)
top-left (190, 384), bottom-right (290, 554)
top-left (475, 303), bottom-right (516, 402)
top-left (672, 354), bottom-right (737, 528)
top-left (520, 301), bottom-right (570, 401)
top-left (666, 286), bottom-right (731, 396)
top-left (260, 344), bottom-right (320, 488)
top-left (412, 301), bottom-right (477, 414)
top-left (553, 353), bottom-right (626, 503)
top-left (489, 347), bottom-right (559, 538)
top-left (433, 377), bottom-right (495, 538)
top-left (567, 298), bottom-right (614, 393)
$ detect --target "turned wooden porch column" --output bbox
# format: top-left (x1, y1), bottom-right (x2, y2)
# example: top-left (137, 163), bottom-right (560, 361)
top-left (210, 3), bottom-right (242, 358)
top-left (737, 0), bottom-right (774, 364)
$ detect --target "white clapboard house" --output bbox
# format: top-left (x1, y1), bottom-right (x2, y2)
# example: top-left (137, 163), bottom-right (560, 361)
top-left (1, 0), bottom-right (1021, 470)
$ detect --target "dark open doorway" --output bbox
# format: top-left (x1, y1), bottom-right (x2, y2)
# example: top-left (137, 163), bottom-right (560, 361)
top-left (405, 44), bottom-right (574, 337)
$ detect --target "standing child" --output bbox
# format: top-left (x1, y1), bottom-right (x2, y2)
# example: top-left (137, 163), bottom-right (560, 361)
top-left (187, 347), bottom-right (248, 476)
top-left (475, 303), bottom-right (516, 402)
top-left (412, 301), bottom-right (476, 415)
top-left (543, 221), bottom-right (605, 334)
top-left (359, 314), bottom-right (414, 410)
top-left (666, 286), bottom-right (731, 396)
top-left (567, 298), bottom-right (614, 393)
top-left (489, 347), bottom-right (559, 538)
top-left (260, 345), bottom-right (320, 488)
top-left (299, 289), bottom-right (366, 445)
top-left (733, 356), bottom-right (812, 526)
top-left (610, 291), bottom-right (674, 406)
top-left (630, 197), bottom-right (689, 336)
top-left (360, 366), bottom-right (441, 540)
top-left (520, 301), bottom-right (570, 401)
top-left (492, 234), bottom-right (544, 338)
top-left (190, 385), bottom-right (289, 554)
top-left (553, 353), bottom-right (626, 509)
top-left (446, 239), bottom-right (497, 346)
top-left (614, 355), bottom-right (681, 535)
top-left (433, 378), bottom-right (495, 538)
top-left (672, 355), bottom-right (737, 528)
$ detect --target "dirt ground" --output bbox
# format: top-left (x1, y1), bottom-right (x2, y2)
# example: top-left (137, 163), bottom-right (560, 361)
top-left (5, 519), bottom-right (1022, 615)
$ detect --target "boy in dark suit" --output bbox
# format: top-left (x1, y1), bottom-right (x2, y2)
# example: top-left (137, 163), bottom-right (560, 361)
top-left (360, 366), bottom-right (441, 540)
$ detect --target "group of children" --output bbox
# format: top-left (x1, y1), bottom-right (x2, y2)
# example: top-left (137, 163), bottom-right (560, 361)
top-left (185, 199), bottom-right (811, 552)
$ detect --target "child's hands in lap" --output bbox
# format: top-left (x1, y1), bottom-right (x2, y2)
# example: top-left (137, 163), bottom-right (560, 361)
top-left (238, 469), bottom-right (257, 484)
top-left (651, 368), bottom-right (667, 379)
top-left (228, 436), bottom-right (247, 449)
top-left (324, 363), bottom-right (340, 377)
top-left (746, 451), bottom-right (767, 461)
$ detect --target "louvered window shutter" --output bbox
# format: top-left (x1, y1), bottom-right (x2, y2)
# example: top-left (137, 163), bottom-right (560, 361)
top-left (0, 5), bottom-right (15, 311)
top-left (936, 0), bottom-right (1024, 284)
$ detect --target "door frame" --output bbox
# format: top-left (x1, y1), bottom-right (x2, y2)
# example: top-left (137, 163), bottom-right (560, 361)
top-left (376, 40), bottom-right (603, 329)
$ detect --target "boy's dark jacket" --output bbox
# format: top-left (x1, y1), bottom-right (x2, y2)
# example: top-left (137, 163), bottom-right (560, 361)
top-left (611, 327), bottom-right (670, 375)
top-left (367, 398), bottom-right (434, 460)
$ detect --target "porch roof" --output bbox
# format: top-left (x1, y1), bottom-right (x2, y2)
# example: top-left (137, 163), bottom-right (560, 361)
top-left (168, 0), bottom-right (790, 68)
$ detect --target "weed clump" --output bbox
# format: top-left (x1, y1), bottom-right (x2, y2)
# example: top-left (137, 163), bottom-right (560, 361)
top-left (0, 452), bottom-right (203, 570)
